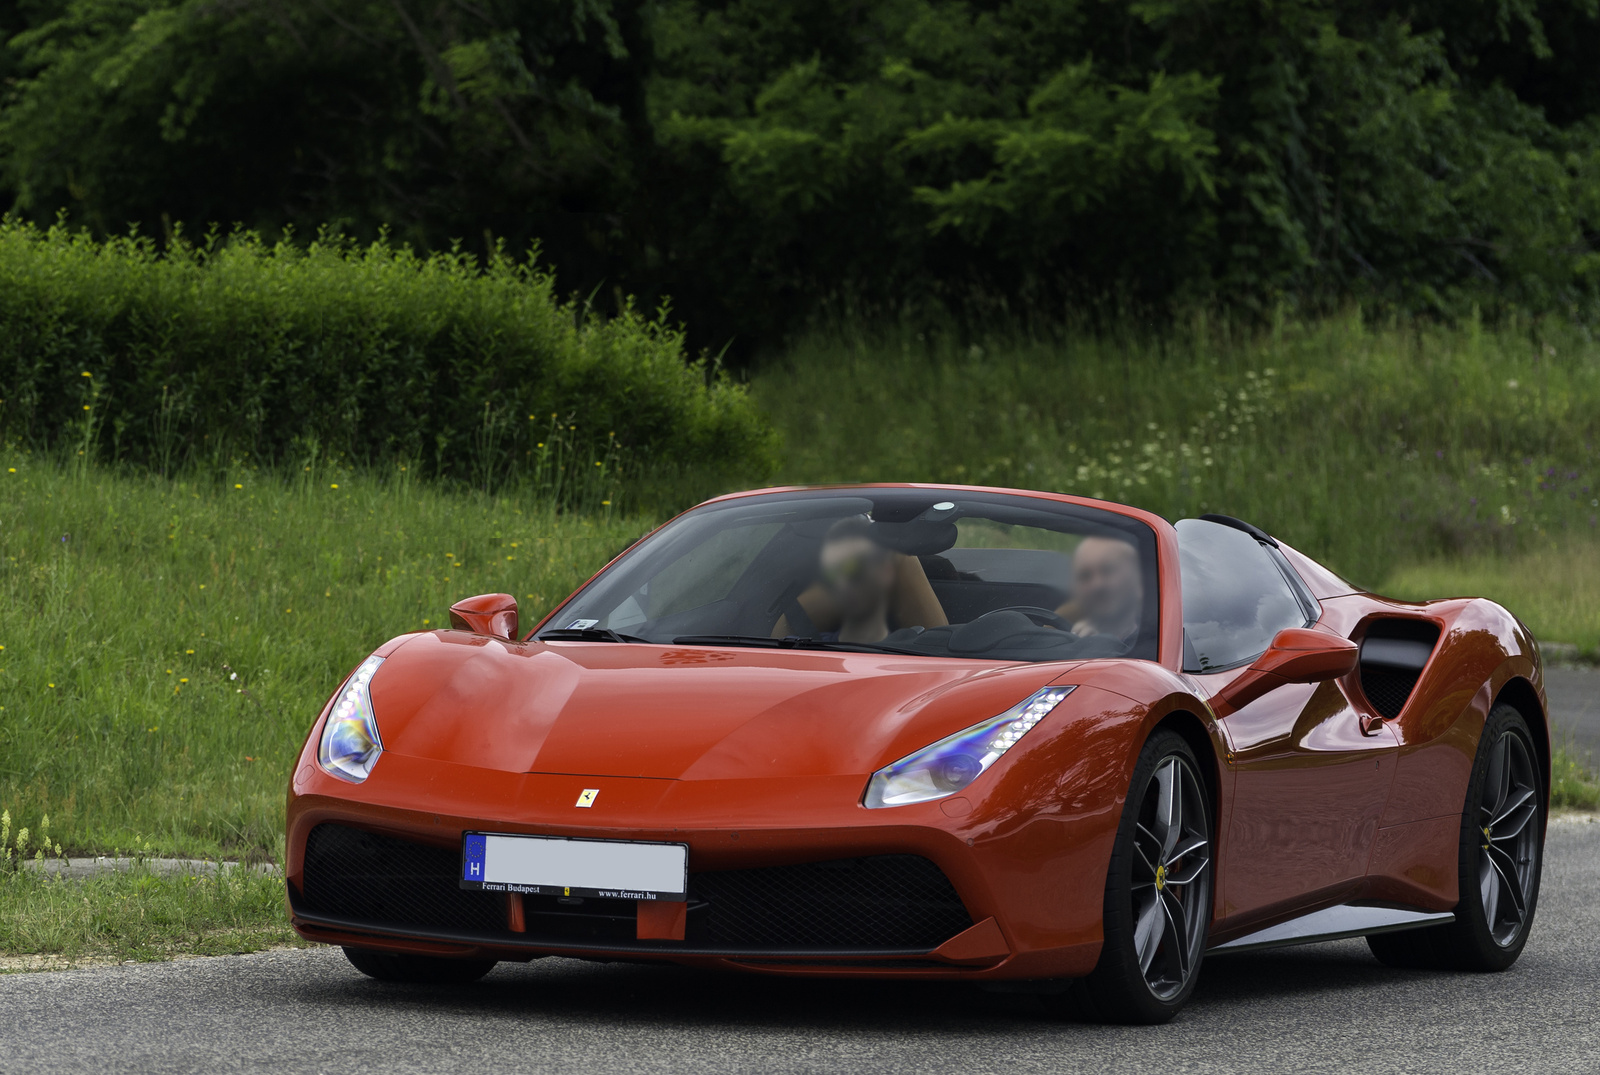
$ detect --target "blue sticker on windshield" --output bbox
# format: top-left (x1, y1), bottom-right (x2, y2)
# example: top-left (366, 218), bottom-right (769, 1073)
top-left (462, 833), bottom-right (486, 882)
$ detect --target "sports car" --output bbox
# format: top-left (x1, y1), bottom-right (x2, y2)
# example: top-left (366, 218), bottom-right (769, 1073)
top-left (285, 484), bottom-right (1548, 1023)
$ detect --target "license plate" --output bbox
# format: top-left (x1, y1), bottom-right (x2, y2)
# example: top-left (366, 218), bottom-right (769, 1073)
top-left (459, 833), bottom-right (687, 901)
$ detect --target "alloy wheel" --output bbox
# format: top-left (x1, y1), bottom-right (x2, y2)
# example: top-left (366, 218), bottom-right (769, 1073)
top-left (1130, 755), bottom-right (1211, 999)
top-left (1477, 730), bottom-right (1540, 947)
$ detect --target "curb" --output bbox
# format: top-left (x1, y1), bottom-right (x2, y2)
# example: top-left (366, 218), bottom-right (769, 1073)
top-left (19, 857), bottom-right (281, 881)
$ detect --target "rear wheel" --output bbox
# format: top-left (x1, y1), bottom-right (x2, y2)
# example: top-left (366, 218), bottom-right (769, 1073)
top-left (1367, 704), bottom-right (1543, 971)
top-left (343, 946), bottom-right (497, 984)
top-left (1069, 730), bottom-right (1213, 1024)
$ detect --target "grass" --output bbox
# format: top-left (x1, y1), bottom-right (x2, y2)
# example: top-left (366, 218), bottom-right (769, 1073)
top-left (1551, 748), bottom-right (1600, 811)
top-left (0, 867), bottom-right (298, 967)
top-left (0, 454), bottom-right (646, 859)
top-left (1383, 539), bottom-right (1600, 659)
top-left (754, 311), bottom-right (1600, 589)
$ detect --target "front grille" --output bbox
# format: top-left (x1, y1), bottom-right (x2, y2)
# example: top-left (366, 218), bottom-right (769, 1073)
top-left (300, 824), bottom-right (509, 935)
top-left (298, 823), bottom-right (972, 952)
top-left (1360, 666), bottom-right (1421, 720)
top-left (690, 856), bottom-right (972, 949)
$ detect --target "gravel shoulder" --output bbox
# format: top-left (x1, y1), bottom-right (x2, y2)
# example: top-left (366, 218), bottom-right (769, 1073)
top-left (1547, 664), bottom-right (1600, 763)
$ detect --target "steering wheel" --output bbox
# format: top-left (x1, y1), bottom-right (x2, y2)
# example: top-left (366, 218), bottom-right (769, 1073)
top-left (971, 605), bottom-right (1073, 631)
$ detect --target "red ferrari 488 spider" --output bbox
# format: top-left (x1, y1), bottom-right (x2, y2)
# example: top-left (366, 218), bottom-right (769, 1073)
top-left (286, 485), bottom-right (1548, 1022)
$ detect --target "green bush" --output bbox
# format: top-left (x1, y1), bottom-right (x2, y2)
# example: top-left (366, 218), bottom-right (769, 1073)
top-left (0, 219), bottom-right (777, 506)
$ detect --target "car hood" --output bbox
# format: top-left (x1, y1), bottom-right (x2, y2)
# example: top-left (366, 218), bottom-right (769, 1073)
top-left (366, 631), bottom-right (1078, 779)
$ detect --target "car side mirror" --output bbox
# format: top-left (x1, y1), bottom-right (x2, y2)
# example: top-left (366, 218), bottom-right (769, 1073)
top-left (447, 593), bottom-right (519, 641)
top-left (1212, 627), bottom-right (1358, 717)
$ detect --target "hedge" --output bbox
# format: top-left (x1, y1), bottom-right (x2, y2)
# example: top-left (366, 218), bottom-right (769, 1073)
top-left (0, 219), bottom-right (777, 505)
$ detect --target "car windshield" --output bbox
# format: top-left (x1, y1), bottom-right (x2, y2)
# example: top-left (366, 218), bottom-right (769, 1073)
top-left (540, 489), bottom-right (1161, 663)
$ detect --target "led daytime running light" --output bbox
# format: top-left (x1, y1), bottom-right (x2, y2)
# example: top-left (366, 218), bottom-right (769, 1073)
top-left (317, 656), bottom-right (385, 783)
top-left (864, 686), bottom-right (1075, 808)
top-left (985, 688), bottom-right (1071, 756)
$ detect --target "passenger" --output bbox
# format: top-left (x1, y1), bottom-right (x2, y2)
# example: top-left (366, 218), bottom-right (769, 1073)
top-left (817, 517), bottom-right (897, 644)
top-left (1061, 536), bottom-right (1143, 646)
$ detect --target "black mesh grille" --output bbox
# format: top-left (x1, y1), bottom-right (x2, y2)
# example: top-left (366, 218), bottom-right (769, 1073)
top-left (1358, 619), bottom-right (1440, 721)
top-left (300, 824), bottom-right (509, 935)
top-left (1360, 666), bottom-right (1421, 720)
top-left (689, 855), bottom-right (972, 949)
top-left (299, 824), bottom-right (972, 952)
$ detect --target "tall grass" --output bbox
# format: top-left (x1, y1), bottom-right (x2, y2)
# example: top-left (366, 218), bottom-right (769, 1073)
top-left (1385, 539), bottom-right (1600, 657)
top-left (0, 452), bottom-right (644, 857)
top-left (757, 311), bottom-right (1600, 587)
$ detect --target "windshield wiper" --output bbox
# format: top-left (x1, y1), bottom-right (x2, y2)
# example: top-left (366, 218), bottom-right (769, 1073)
top-left (537, 627), bottom-right (649, 643)
top-left (671, 633), bottom-right (924, 656)
top-left (672, 633), bottom-right (799, 648)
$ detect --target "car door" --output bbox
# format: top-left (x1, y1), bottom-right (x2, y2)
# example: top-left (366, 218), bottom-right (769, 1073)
top-left (1177, 518), bottom-right (1399, 923)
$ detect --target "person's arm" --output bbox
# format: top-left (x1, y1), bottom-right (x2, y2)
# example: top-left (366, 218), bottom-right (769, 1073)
top-left (891, 554), bottom-right (948, 628)
top-left (772, 584), bottom-right (841, 637)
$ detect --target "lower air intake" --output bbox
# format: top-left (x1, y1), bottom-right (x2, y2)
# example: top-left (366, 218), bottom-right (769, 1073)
top-left (298, 823), bottom-right (973, 952)
top-left (689, 855), bottom-right (972, 949)
top-left (300, 823), bottom-right (509, 935)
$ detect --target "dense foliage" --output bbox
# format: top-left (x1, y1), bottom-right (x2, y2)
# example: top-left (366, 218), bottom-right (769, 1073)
top-left (2, 1), bottom-right (1598, 346)
top-left (0, 220), bottom-right (776, 500)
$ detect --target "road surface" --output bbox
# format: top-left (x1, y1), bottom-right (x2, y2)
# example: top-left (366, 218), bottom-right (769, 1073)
top-left (2, 820), bottom-right (1596, 1075)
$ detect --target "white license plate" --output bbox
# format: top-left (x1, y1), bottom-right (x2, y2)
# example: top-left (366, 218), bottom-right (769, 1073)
top-left (459, 833), bottom-right (687, 901)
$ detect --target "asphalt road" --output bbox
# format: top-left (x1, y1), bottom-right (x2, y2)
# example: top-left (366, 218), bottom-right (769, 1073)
top-left (4, 817), bottom-right (1597, 1075)
top-left (1548, 665), bottom-right (1600, 765)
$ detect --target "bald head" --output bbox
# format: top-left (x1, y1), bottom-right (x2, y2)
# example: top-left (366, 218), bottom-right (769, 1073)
top-left (1071, 537), bottom-right (1143, 640)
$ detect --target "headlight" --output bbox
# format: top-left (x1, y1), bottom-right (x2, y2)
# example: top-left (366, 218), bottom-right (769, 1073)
top-left (863, 686), bottom-right (1075, 808)
top-left (317, 656), bottom-right (385, 783)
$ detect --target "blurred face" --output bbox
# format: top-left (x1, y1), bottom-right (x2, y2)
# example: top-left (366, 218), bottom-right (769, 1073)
top-left (819, 534), bottom-right (895, 619)
top-left (1072, 537), bottom-right (1143, 632)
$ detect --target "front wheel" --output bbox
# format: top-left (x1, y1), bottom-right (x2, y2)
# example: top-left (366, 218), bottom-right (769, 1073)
top-left (1368, 703), bottom-right (1544, 971)
top-left (1069, 730), bottom-right (1214, 1024)
top-left (343, 946), bottom-right (498, 984)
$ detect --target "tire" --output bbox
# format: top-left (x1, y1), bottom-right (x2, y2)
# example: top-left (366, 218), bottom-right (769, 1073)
top-left (342, 946), bottom-right (498, 984)
top-left (1068, 730), bottom-right (1214, 1024)
top-left (1367, 704), bottom-right (1544, 972)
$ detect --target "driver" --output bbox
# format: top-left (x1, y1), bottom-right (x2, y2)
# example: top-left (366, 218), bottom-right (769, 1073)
top-left (1059, 535), bottom-right (1143, 646)
top-left (816, 517), bottom-right (897, 644)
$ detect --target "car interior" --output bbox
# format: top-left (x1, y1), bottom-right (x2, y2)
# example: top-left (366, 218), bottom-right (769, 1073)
top-left (547, 491), bottom-right (1163, 663)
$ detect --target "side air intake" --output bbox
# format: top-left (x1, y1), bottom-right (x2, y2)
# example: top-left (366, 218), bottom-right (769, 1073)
top-left (1358, 620), bottom-right (1441, 720)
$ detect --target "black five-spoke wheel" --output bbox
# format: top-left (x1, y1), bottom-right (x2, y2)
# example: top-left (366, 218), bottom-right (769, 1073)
top-left (1073, 729), bottom-right (1213, 1023)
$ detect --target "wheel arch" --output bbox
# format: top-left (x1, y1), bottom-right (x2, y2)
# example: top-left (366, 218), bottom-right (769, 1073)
top-left (1493, 676), bottom-right (1550, 802)
top-left (1150, 708), bottom-right (1222, 837)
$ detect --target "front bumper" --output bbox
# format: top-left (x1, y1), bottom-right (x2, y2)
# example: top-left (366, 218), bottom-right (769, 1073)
top-left (286, 752), bottom-right (1117, 980)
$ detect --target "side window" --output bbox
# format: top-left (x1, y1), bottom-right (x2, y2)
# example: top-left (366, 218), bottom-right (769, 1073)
top-left (1177, 519), bottom-right (1310, 672)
